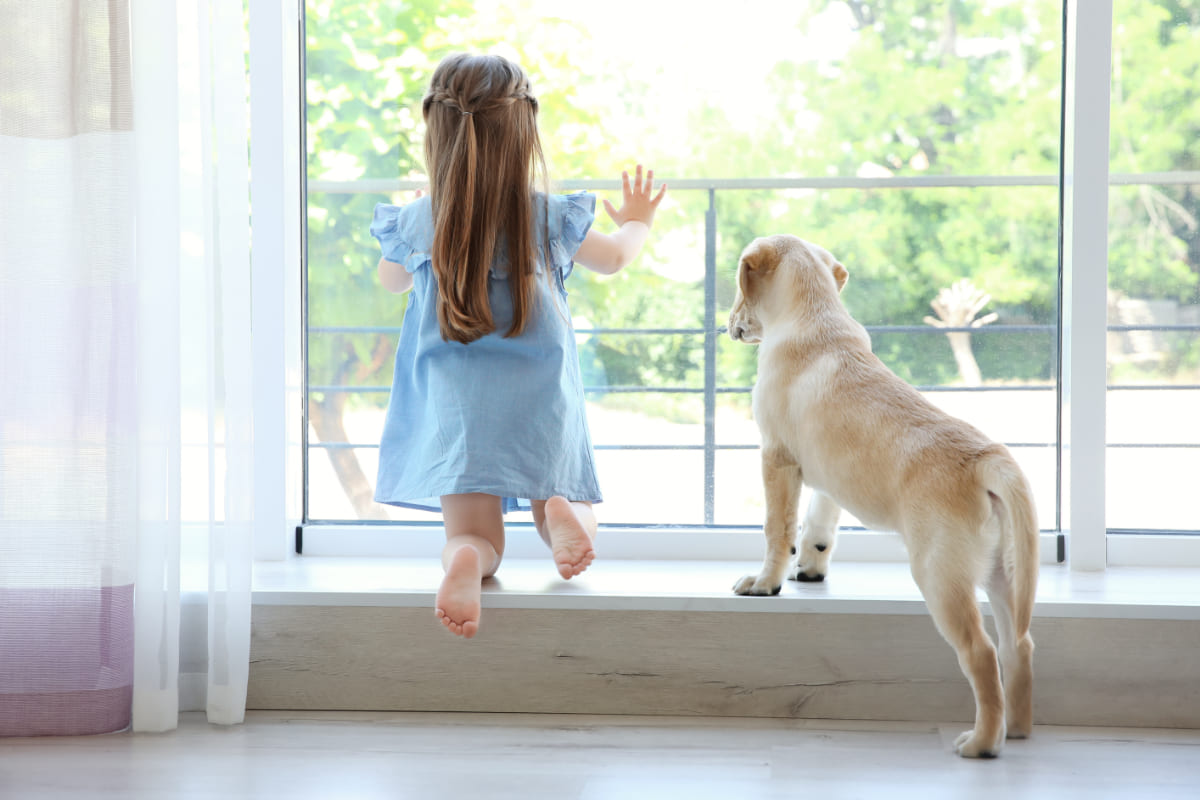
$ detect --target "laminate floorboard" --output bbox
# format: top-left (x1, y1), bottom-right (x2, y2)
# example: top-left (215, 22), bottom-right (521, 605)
top-left (2, 711), bottom-right (1198, 799)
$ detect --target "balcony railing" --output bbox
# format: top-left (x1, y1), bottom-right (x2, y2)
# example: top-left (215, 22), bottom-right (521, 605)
top-left (304, 176), bottom-right (1200, 528)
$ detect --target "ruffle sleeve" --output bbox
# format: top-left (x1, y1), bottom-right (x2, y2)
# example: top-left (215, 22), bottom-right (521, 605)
top-left (370, 198), bottom-right (434, 273)
top-left (547, 192), bottom-right (596, 282)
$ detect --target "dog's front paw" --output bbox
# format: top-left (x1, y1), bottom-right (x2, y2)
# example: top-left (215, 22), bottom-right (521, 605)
top-left (733, 574), bottom-right (782, 596)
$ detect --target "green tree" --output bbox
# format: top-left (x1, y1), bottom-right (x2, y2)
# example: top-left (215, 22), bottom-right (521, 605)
top-left (714, 0), bottom-right (1064, 385)
top-left (1109, 0), bottom-right (1200, 303)
top-left (677, 0), bottom-right (1199, 386)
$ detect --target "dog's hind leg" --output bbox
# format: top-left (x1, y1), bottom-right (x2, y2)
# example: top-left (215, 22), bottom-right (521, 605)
top-left (986, 560), bottom-right (1035, 739)
top-left (911, 556), bottom-right (1006, 758)
top-left (791, 490), bottom-right (841, 582)
top-left (734, 447), bottom-right (802, 596)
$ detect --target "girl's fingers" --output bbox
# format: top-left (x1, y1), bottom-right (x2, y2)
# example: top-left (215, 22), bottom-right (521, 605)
top-left (612, 166), bottom-right (665, 219)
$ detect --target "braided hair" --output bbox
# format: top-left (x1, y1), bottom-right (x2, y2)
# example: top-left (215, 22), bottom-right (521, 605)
top-left (421, 53), bottom-right (549, 344)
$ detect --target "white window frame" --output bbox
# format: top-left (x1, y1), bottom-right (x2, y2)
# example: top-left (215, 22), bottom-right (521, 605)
top-left (248, 0), bottom-right (304, 561)
top-left (248, 0), bottom-right (1200, 569)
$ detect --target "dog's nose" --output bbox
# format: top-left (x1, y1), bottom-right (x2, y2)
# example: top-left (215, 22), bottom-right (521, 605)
top-left (729, 324), bottom-right (743, 341)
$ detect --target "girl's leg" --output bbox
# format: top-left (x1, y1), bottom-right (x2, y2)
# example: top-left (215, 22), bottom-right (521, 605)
top-left (531, 496), bottom-right (597, 580)
top-left (437, 493), bottom-right (505, 638)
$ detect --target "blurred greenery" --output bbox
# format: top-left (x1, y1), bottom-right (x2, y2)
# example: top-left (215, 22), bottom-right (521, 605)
top-left (304, 0), bottom-right (1200, 516)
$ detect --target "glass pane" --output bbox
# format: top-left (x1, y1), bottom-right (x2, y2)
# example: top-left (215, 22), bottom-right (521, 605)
top-left (304, 0), bottom-right (1063, 526)
top-left (593, 450), bottom-right (705, 526)
top-left (713, 448), bottom-right (766, 527)
top-left (713, 389), bottom-right (1058, 528)
top-left (1106, 0), bottom-right (1200, 532)
top-left (924, 390), bottom-right (1059, 529)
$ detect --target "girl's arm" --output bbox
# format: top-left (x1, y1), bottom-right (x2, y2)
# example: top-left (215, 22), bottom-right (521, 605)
top-left (573, 165), bottom-right (666, 275)
top-left (378, 258), bottom-right (414, 293)
top-left (573, 222), bottom-right (650, 276)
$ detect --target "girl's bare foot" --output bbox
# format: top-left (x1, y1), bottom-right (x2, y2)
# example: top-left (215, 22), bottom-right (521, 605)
top-left (435, 545), bottom-right (483, 638)
top-left (544, 496), bottom-right (596, 579)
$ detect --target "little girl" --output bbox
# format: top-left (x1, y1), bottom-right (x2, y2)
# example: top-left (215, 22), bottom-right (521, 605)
top-left (370, 53), bottom-right (666, 638)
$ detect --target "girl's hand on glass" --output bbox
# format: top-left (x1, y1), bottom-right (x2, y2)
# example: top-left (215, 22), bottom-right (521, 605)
top-left (602, 164), bottom-right (667, 228)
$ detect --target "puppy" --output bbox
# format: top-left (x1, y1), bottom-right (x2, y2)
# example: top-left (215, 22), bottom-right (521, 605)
top-left (728, 235), bottom-right (1038, 758)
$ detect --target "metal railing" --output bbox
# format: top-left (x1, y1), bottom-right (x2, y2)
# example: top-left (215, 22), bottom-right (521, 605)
top-left (305, 176), bottom-right (1200, 526)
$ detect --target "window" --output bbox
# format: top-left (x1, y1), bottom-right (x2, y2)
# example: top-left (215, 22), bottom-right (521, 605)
top-left (1105, 1), bottom-right (1200, 535)
top-left (302, 0), bottom-right (1064, 532)
top-left (295, 0), bottom-right (1198, 562)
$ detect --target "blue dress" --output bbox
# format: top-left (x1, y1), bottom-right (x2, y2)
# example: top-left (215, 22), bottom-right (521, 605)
top-left (369, 192), bottom-right (602, 513)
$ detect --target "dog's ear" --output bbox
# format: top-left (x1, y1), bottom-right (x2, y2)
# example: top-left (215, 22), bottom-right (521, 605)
top-left (737, 243), bottom-right (776, 297)
top-left (740, 245), bottom-right (776, 277)
top-left (832, 261), bottom-right (848, 292)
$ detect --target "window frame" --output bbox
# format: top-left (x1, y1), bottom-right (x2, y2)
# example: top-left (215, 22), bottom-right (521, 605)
top-left (249, 0), bottom-right (1200, 570)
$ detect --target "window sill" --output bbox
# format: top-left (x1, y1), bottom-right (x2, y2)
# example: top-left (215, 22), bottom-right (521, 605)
top-left (251, 557), bottom-right (1200, 621)
top-left (248, 556), bottom-right (1200, 727)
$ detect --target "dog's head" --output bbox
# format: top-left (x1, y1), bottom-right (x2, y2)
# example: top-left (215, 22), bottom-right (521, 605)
top-left (727, 235), bottom-right (849, 343)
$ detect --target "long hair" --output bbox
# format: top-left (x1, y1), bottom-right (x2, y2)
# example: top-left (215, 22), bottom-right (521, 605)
top-left (422, 53), bottom-right (549, 344)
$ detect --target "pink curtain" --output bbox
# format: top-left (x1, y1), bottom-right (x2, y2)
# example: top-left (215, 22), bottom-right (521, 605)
top-left (0, 0), bottom-right (137, 736)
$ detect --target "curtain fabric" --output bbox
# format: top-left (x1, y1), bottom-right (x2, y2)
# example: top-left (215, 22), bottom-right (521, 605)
top-left (0, 0), bottom-right (253, 735)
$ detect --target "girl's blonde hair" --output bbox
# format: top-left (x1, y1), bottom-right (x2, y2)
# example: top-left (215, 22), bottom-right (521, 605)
top-left (422, 53), bottom-right (549, 344)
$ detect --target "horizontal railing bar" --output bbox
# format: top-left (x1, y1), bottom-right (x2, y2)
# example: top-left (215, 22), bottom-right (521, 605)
top-left (596, 444), bottom-right (753, 451)
top-left (306, 326), bottom-right (715, 336)
top-left (1109, 171), bottom-right (1200, 185)
top-left (311, 384), bottom-right (1200, 394)
top-left (307, 442), bottom-right (753, 451)
top-left (307, 441), bottom-right (1070, 451)
top-left (311, 177), bottom-right (1057, 193)
top-left (307, 323), bottom-right (1192, 335)
top-left (1107, 528), bottom-right (1200, 536)
top-left (866, 325), bottom-right (1053, 334)
top-left (577, 328), bottom-right (708, 335)
top-left (310, 386), bottom-right (390, 393)
top-left (906, 385), bottom-right (1056, 392)
top-left (307, 327), bottom-right (709, 335)
top-left (304, 385), bottom-right (753, 394)
top-left (310, 325), bottom-right (404, 334)
top-left (308, 384), bottom-right (1059, 394)
top-left (307, 171), bottom-right (1200, 195)
top-left (1108, 384), bottom-right (1200, 391)
top-left (1106, 442), bottom-right (1200, 449)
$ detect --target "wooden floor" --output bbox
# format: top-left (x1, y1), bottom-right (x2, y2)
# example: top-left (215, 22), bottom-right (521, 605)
top-left (3, 711), bottom-right (1199, 798)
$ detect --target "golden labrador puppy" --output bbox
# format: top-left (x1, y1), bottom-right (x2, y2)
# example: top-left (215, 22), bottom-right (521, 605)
top-left (728, 234), bottom-right (1038, 758)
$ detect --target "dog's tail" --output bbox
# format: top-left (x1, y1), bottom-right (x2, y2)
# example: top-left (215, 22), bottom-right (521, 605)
top-left (981, 450), bottom-right (1039, 635)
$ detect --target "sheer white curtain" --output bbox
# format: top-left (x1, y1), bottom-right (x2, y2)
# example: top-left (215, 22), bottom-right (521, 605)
top-left (0, 0), bottom-right (253, 736)
top-left (130, 0), bottom-right (254, 731)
